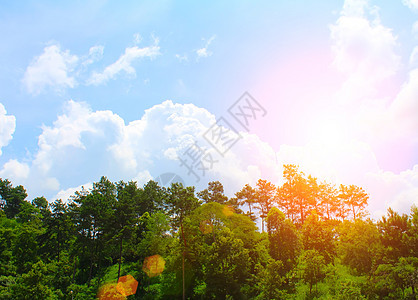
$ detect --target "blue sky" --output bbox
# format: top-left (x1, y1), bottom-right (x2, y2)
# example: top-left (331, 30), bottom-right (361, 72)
top-left (0, 0), bottom-right (418, 218)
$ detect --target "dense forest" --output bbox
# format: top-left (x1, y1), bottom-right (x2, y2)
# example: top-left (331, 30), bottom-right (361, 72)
top-left (0, 164), bottom-right (417, 299)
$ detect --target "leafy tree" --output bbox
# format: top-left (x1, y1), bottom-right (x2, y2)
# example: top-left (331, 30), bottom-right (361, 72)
top-left (235, 183), bottom-right (258, 221)
top-left (10, 261), bottom-right (62, 299)
top-left (113, 180), bottom-right (140, 279)
top-left (407, 205), bottom-right (418, 258)
top-left (255, 179), bottom-right (276, 232)
top-left (302, 211), bottom-right (336, 263)
top-left (32, 197), bottom-right (51, 220)
top-left (49, 199), bottom-right (75, 263)
top-left (165, 183), bottom-right (200, 300)
top-left (378, 208), bottom-right (411, 262)
top-left (393, 257), bottom-right (418, 299)
top-left (141, 180), bottom-right (166, 214)
top-left (0, 179), bottom-right (27, 219)
top-left (298, 249), bottom-right (326, 294)
top-left (318, 182), bottom-right (340, 220)
top-left (338, 184), bottom-right (368, 220)
top-left (0, 213), bottom-right (18, 276)
top-left (204, 227), bottom-right (250, 299)
top-left (369, 257), bottom-right (418, 299)
top-left (337, 219), bottom-right (382, 274)
top-left (70, 176), bottom-right (116, 285)
top-left (13, 223), bottom-right (43, 274)
top-left (279, 165), bottom-right (311, 224)
top-left (255, 259), bottom-right (290, 300)
top-left (16, 201), bottom-right (40, 224)
top-left (266, 207), bottom-right (300, 272)
top-left (197, 181), bottom-right (228, 205)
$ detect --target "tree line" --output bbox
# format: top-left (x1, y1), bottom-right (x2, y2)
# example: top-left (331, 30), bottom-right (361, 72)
top-left (0, 164), bottom-right (417, 299)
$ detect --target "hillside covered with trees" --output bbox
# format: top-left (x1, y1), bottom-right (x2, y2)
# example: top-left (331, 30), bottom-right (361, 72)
top-left (0, 164), bottom-right (417, 299)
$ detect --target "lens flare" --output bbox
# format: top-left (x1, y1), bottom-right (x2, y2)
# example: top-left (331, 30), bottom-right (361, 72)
top-left (142, 255), bottom-right (166, 277)
top-left (222, 205), bottom-right (234, 216)
top-left (97, 282), bottom-right (126, 300)
top-left (199, 219), bottom-right (213, 234)
top-left (116, 274), bottom-right (138, 297)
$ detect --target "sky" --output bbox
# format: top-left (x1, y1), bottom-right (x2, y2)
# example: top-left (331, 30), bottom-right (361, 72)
top-left (0, 0), bottom-right (418, 219)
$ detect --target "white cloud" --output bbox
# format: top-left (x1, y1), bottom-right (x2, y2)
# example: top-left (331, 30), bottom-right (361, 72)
top-left (33, 99), bottom-right (125, 175)
top-left (410, 46), bottom-right (418, 66)
top-left (175, 54), bottom-right (188, 62)
top-left (316, 0), bottom-right (418, 218)
top-left (2, 96), bottom-right (416, 216)
top-left (0, 159), bottom-right (30, 184)
top-left (11, 99), bottom-right (283, 201)
top-left (364, 166), bottom-right (418, 218)
top-left (87, 41), bottom-right (160, 85)
top-left (386, 67), bottom-right (418, 140)
top-left (0, 103), bottom-right (16, 156)
top-left (413, 21), bottom-right (418, 36)
top-left (82, 45), bottom-right (104, 66)
top-left (54, 182), bottom-right (92, 203)
top-left (22, 44), bottom-right (78, 95)
top-left (196, 35), bottom-right (216, 59)
top-left (330, 0), bottom-right (400, 104)
top-left (403, 0), bottom-right (418, 10)
top-left (341, 0), bottom-right (368, 17)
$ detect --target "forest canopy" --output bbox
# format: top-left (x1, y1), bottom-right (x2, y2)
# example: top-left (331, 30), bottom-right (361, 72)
top-left (0, 164), bottom-right (417, 299)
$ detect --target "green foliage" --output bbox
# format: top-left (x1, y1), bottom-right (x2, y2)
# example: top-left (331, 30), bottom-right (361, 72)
top-left (302, 212), bottom-right (336, 263)
top-left (337, 219), bottom-right (382, 274)
top-left (10, 261), bottom-right (62, 299)
top-left (266, 207), bottom-right (301, 272)
top-left (379, 208), bottom-right (412, 262)
top-left (0, 171), bottom-right (416, 300)
top-left (197, 181), bottom-right (228, 205)
top-left (298, 249), bottom-right (326, 293)
top-left (0, 179), bottom-right (27, 219)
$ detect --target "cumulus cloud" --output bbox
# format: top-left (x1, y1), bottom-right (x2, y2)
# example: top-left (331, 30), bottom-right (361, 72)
top-left (330, 0), bottom-right (400, 104)
top-left (386, 67), bottom-right (418, 140)
top-left (402, 0), bottom-right (418, 10)
top-left (1, 96), bottom-right (416, 216)
top-left (0, 103), bottom-right (16, 155)
top-left (409, 46), bottom-right (418, 66)
top-left (0, 159), bottom-right (30, 184)
top-left (413, 21), bottom-right (418, 36)
top-left (10, 99), bottom-right (282, 201)
top-left (87, 40), bottom-right (160, 85)
top-left (22, 44), bottom-right (78, 95)
top-left (54, 182), bottom-right (93, 203)
top-left (364, 166), bottom-right (418, 218)
top-left (175, 54), bottom-right (188, 62)
top-left (196, 35), bottom-right (216, 59)
top-left (322, 0), bottom-right (418, 217)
